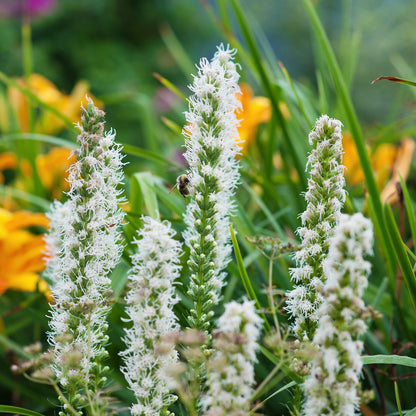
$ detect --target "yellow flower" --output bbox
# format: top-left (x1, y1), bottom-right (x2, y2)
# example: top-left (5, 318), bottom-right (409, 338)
top-left (0, 152), bottom-right (18, 184)
top-left (0, 146), bottom-right (76, 203)
top-left (342, 133), bottom-right (415, 203)
top-left (380, 138), bottom-right (415, 204)
top-left (0, 208), bottom-right (49, 296)
top-left (5, 74), bottom-right (102, 135)
top-left (236, 84), bottom-right (273, 154)
top-left (36, 147), bottom-right (76, 199)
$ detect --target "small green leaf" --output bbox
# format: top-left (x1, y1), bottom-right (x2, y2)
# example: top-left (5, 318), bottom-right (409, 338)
top-left (362, 354), bottom-right (416, 367)
top-left (406, 406), bottom-right (416, 416)
top-left (130, 172), bottom-right (159, 219)
top-left (0, 405), bottom-right (45, 416)
top-left (371, 76), bottom-right (416, 87)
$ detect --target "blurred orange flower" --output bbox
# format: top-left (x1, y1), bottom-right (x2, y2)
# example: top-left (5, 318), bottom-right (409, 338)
top-left (0, 151), bottom-right (18, 184)
top-left (236, 84), bottom-right (273, 154)
top-left (4, 73), bottom-right (102, 135)
top-left (343, 133), bottom-right (415, 203)
top-left (36, 147), bottom-right (76, 199)
top-left (0, 147), bottom-right (75, 202)
top-left (0, 208), bottom-right (49, 296)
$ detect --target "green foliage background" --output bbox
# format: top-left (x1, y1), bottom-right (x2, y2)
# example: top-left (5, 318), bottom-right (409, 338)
top-left (1, 1), bottom-right (416, 415)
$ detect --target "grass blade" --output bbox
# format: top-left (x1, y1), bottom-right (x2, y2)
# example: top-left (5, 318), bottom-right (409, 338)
top-left (362, 354), bottom-right (416, 367)
top-left (0, 406), bottom-right (45, 416)
top-left (1, 133), bottom-right (77, 149)
top-left (384, 204), bottom-right (416, 309)
top-left (301, 0), bottom-right (396, 278)
top-left (399, 173), bottom-right (416, 249)
top-left (121, 143), bottom-right (177, 167)
top-left (229, 0), bottom-right (307, 189)
top-left (230, 224), bottom-right (271, 332)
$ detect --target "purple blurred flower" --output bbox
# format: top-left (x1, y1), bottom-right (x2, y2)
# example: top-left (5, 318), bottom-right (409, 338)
top-left (153, 86), bottom-right (180, 113)
top-left (0, 0), bottom-right (56, 18)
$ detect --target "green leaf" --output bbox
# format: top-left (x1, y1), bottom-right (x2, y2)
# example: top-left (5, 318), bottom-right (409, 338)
top-left (153, 73), bottom-right (186, 102)
top-left (384, 204), bottom-right (416, 310)
top-left (110, 260), bottom-right (131, 300)
top-left (399, 173), bottom-right (416, 251)
top-left (130, 172), bottom-right (159, 219)
top-left (0, 186), bottom-right (51, 211)
top-left (258, 345), bottom-right (303, 384)
top-left (121, 143), bottom-right (177, 167)
top-left (1, 133), bottom-right (77, 149)
top-left (301, 0), bottom-right (396, 279)
top-left (230, 224), bottom-right (271, 332)
top-left (406, 406), bottom-right (416, 416)
top-left (0, 334), bottom-right (30, 359)
top-left (261, 381), bottom-right (297, 404)
top-left (0, 405), bottom-right (45, 416)
top-left (242, 182), bottom-right (283, 236)
top-left (371, 76), bottom-right (416, 88)
top-left (362, 354), bottom-right (416, 367)
top-left (229, 0), bottom-right (307, 190)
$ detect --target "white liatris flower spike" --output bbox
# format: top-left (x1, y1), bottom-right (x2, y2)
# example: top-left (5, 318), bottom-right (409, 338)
top-left (45, 99), bottom-right (125, 413)
top-left (303, 213), bottom-right (373, 416)
top-left (120, 216), bottom-right (182, 416)
top-left (286, 114), bottom-right (346, 341)
top-left (202, 299), bottom-right (262, 416)
top-left (183, 44), bottom-right (242, 333)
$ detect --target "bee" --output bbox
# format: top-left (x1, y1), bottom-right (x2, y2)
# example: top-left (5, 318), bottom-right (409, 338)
top-left (170, 174), bottom-right (190, 198)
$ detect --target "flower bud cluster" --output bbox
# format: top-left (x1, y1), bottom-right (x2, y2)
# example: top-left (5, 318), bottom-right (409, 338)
top-left (303, 213), bottom-right (373, 416)
top-left (120, 216), bottom-right (182, 416)
top-left (286, 115), bottom-right (346, 341)
top-left (202, 300), bottom-right (261, 416)
top-left (45, 100), bottom-right (125, 412)
top-left (183, 44), bottom-right (242, 332)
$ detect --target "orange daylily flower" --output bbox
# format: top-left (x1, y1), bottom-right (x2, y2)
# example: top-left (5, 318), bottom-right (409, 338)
top-left (0, 208), bottom-right (49, 296)
top-left (36, 147), bottom-right (76, 199)
top-left (0, 152), bottom-right (18, 184)
top-left (380, 138), bottom-right (415, 204)
top-left (5, 74), bottom-right (102, 135)
top-left (236, 84), bottom-right (273, 154)
top-left (0, 147), bottom-right (76, 203)
top-left (343, 133), bottom-right (415, 203)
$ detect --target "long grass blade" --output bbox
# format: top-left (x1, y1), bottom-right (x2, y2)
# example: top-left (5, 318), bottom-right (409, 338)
top-left (384, 204), bottom-right (416, 310)
top-left (301, 0), bottom-right (396, 278)
top-left (121, 143), bottom-right (177, 167)
top-left (2, 133), bottom-right (77, 149)
top-left (362, 354), bottom-right (416, 367)
top-left (230, 224), bottom-right (271, 332)
top-left (229, 0), bottom-right (307, 189)
top-left (399, 173), bottom-right (416, 249)
top-left (0, 406), bottom-right (45, 416)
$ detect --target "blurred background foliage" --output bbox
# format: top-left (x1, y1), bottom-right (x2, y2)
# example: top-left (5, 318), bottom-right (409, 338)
top-left (1, 0), bottom-right (416, 140)
top-left (1, 0), bottom-right (416, 415)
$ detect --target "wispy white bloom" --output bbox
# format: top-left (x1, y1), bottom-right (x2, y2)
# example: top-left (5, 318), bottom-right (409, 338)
top-left (183, 44), bottom-right (242, 332)
top-left (45, 100), bottom-right (125, 411)
top-left (120, 216), bottom-right (182, 416)
top-left (202, 300), bottom-right (261, 416)
top-left (286, 115), bottom-right (346, 341)
top-left (303, 213), bottom-right (373, 416)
